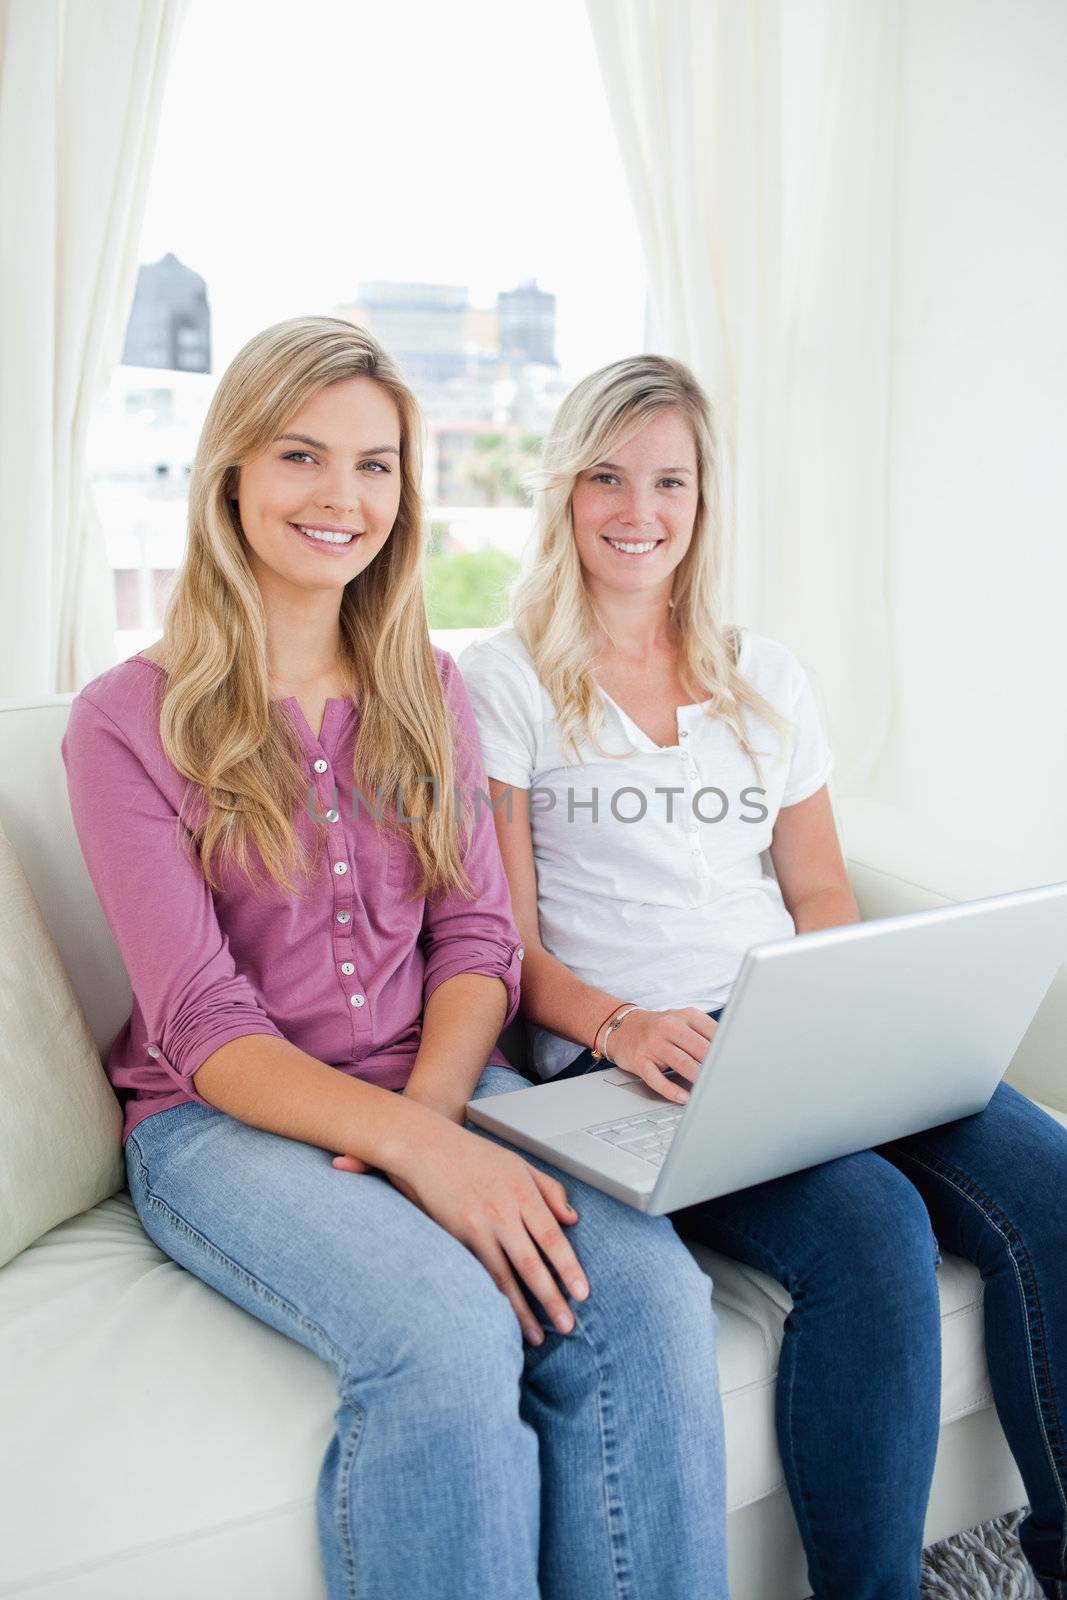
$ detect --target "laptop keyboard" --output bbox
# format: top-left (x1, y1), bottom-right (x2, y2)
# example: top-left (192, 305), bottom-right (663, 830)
top-left (583, 1107), bottom-right (684, 1167)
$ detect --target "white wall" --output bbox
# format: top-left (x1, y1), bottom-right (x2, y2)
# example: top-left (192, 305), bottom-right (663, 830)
top-left (846, 0), bottom-right (1067, 900)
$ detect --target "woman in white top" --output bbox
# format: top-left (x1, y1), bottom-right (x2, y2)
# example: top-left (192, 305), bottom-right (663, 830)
top-left (458, 354), bottom-right (1067, 1600)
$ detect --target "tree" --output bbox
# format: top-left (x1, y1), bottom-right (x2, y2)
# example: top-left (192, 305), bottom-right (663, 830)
top-left (459, 432), bottom-right (543, 506)
top-left (424, 547), bottom-right (520, 628)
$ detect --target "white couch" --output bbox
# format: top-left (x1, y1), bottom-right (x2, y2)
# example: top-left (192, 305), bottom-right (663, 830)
top-left (2, 691), bottom-right (1064, 1600)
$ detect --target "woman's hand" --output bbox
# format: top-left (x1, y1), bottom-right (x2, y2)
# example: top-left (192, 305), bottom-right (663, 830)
top-left (606, 1007), bottom-right (718, 1103)
top-left (333, 1115), bottom-right (588, 1347)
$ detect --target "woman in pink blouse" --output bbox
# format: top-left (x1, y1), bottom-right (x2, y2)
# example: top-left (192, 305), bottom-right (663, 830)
top-left (61, 317), bottom-right (730, 1600)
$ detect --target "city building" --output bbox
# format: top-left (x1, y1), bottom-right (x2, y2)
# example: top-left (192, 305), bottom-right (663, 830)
top-left (121, 252), bottom-right (211, 373)
top-left (335, 277), bottom-right (566, 503)
top-left (498, 279), bottom-right (557, 366)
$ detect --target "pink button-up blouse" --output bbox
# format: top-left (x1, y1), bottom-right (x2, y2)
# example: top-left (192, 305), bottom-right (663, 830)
top-left (60, 648), bottom-right (524, 1145)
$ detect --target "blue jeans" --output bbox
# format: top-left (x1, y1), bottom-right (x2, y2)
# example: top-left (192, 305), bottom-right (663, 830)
top-left (124, 1062), bottom-right (729, 1600)
top-left (562, 1008), bottom-right (1067, 1600)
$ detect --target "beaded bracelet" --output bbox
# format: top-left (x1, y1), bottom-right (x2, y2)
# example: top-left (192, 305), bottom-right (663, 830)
top-left (593, 1005), bottom-right (641, 1065)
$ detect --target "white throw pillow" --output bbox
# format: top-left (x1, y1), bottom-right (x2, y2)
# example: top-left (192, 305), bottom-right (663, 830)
top-left (0, 819), bottom-right (125, 1268)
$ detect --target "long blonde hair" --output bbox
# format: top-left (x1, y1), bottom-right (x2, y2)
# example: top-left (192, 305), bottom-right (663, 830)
top-left (153, 315), bottom-right (473, 902)
top-left (510, 354), bottom-right (793, 781)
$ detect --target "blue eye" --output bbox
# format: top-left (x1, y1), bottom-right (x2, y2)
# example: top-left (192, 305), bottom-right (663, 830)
top-left (361, 460), bottom-right (390, 473)
top-left (283, 450), bottom-right (315, 464)
top-left (591, 472), bottom-right (619, 486)
top-left (661, 477), bottom-right (685, 489)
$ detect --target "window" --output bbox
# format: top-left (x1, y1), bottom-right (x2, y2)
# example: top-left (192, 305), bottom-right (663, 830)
top-left (88, 0), bottom-right (645, 662)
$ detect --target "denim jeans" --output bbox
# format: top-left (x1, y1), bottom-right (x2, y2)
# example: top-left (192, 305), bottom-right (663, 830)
top-left (124, 1061), bottom-right (729, 1600)
top-left (562, 1008), bottom-right (1067, 1600)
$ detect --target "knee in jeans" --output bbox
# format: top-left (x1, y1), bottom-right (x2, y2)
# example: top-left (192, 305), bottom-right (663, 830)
top-left (596, 1234), bottom-right (717, 1352)
top-left (844, 1169), bottom-right (940, 1285)
top-left (357, 1270), bottom-right (524, 1399)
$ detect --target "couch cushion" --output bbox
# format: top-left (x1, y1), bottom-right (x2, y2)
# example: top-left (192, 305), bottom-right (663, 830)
top-left (5, 1116), bottom-right (1061, 1592)
top-left (0, 1190), bottom-right (335, 1598)
top-left (0, 819), bottom-right (125, 1268)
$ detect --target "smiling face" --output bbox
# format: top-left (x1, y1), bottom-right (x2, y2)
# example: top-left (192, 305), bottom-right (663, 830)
top-left (569, 406), bottom-right (700, 606)
top-left (234, 375), bottom-right (403, 600)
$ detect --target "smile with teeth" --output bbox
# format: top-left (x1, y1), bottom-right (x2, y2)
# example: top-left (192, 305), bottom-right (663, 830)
top-left (604, 536), bottom-right (663, 555)
top-left (290, 523), bottom-right (360, 546)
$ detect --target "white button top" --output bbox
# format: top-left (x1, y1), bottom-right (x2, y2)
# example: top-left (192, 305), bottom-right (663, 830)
top-left (336, 910), bottom-right (351, 924)
top-left (340, 961), bottom-right (355, 975)
top-left (313, 759), bottom-right (329, 773)
top-left (689, 822), bottom-right (698, 833)
top-left (325, 809), bottom-right (340, 824)
top-left (679, 729), bottom-right (689, 739)
top-left (350, 993), bottom-right (366, 1008)
top-left (333, 861), bottom-right (348, 875)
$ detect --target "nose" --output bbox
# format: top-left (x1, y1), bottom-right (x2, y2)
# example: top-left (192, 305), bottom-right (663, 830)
top-left (317, 467), bottom-right (362, 516)
top-left (617, 489), bottom-right (655, 531)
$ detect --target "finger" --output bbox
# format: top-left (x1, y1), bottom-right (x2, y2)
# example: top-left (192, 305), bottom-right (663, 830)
top-left (682, 1008), bottom-right (720, 1043)
top-left (530, 1168), bottom-right (580, 1225)
top-left (332, 1154), bottom-right (370, 1173)
top-left (475, 1237), bottom-right (547, 1346)
top-left (499, 1219), bottom-right (579, 1335)
top-left (665, 1017), bottom-right (717, 1062)
top-left (524, 1185), bottom-right (590, 1302)
top-left (659, 1040), bottom-right (705, 1081)
top-left (639, 1063), bottom-right (691, 1103)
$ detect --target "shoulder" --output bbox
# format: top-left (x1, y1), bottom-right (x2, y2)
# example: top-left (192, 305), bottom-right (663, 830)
top-left (429, 642), bottom-right (455, 680)
top-left (68, 652), bottom-right (165, 735)
top-left (734, 628), bottom-right (811, 700)
top-left (456, 627), bottom-right (538, 687)
top-left (62, 655), bottom-right (172, 798)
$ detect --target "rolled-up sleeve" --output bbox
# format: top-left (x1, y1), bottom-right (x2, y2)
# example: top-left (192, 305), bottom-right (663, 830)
top-left (418, 653), bottom-right (524, 1028)
top-left (61, 691), bottom-right (286, 1103)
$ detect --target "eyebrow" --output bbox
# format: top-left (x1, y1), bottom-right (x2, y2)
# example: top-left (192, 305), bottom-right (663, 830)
top-left (591, 460), bottom-right (693, 474)
top-left (276, 432), bottom-right (400, 456)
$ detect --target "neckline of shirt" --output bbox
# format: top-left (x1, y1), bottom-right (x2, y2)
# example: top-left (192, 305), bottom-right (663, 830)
top-left (591, 627), bottom-right (750, 753)
top-left (128, 654), bottom-right (355, 751)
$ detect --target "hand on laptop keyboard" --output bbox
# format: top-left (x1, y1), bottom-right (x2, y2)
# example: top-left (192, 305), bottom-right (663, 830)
top-left (603, 1006), bottom-right (717, 1104)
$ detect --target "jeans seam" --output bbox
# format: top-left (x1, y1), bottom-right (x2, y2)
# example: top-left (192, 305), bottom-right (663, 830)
top-left (562, 1305), bottom-right (637, 1600)
top-left (334, 1396), bottom-right (367, 1600)
top-left (885, 1143), bottom-right (1067, 1581)
top-left (137, 1189), bottom-right (352, 1377)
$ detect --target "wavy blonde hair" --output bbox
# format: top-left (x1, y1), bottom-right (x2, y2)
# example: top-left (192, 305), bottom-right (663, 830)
top-left (510, 354), bottom-right (793, 782)
top-left (153, 315), bottom-right (473, 902)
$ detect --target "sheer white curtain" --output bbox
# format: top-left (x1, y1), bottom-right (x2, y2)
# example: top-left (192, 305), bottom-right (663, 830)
top-left (584, 0), bottom-right (902, 793)
top-left (0, 0), bottom-right (186, 697)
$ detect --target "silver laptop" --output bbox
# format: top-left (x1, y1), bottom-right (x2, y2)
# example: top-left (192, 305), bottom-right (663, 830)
top-left (466, 881), bottom-right (1067, 1215)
